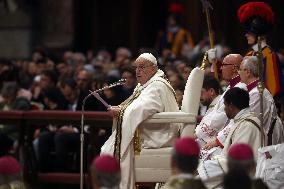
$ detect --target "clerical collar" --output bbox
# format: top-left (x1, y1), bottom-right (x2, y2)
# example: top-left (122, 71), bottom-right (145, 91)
top-left (247, 79), bottom-right (259, 92)
top-left (229, 75), bottom-right (241, 88)
top-left (252, 40), bottom-right (267, 52)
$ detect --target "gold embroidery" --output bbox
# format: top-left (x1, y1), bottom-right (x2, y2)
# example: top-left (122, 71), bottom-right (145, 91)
top-left (114, 88), bottom-right (141, 161)
top-left (113, 74), bottom-right (177, 160)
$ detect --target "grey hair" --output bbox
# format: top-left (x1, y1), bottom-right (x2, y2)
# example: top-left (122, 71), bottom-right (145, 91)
top-left (94, 168), bottom-right (121, 188)
top-left (242, 56), bottom-right (259, 77)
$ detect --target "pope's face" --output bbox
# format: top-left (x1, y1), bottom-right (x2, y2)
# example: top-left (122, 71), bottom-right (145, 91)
top-left (135, 58), bottom-right (156, 85)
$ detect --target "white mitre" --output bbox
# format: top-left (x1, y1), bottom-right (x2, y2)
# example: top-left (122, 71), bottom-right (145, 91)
top-left (137, 53), bottom-right (157, 65)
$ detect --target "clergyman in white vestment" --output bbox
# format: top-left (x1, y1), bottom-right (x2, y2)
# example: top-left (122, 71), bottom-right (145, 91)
top-left (101, 53), bottom-right (179, 189)
top-left (198, 87), bottom-right (264, 188)
top-left (239, 56), bottom-right (284, 145)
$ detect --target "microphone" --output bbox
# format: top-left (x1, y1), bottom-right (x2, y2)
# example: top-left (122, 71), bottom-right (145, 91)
top-left (84, 79), bottom-right (127, 102)
top-left (79, 78), bottom-right (127, 189)
top-left (89, 78), bottom-right (126, 94)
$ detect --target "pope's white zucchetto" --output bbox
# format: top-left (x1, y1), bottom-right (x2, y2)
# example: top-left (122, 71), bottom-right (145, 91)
top-left (137, 53), bottom-right (157, 66)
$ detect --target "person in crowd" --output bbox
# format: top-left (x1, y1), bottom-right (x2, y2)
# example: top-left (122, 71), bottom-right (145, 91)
top-left (239, 56), bottom-right (284, 145)
top-left (0, 60), bottom-right (32, 101)
top-left (114, 47), bottom-right (132, 69)
top-left (31, 69), bottom-right (66, 109)
top-left (168, 73), bottom-right (185, 91)
top-left (74, 69), bottom-right (105, 111)
top-left (62, 51), bottom-right (74, 65)
top-left (101, 53), bottom-right (179, 189)
top-left (102, 77), bottom-right (127, 106)
top-left (181, 64), bottom-right (193, 82)
top-left (0, 82), bottom-right (31, 139)
top-left (76, 69), bottom-right (92, 92)
top-left (106, 47), bottom-right (132, 81)
top-left (36, 58), bottom-right (47, 75)
top-left (42, 87), bottom-right (68, 110)
top-left (156, 3), bottom-right (194, 58)
top-left (73, 52), bottom-right (87, 74)
top-left (90, 154), bottom-right (121, 189)
top-left (92, 49), bottom-right (113, 75)
top-left (162, 137), bottom-right (206, 189)
top-left (175, 86), bottom-right (184, 108)
top-left (0, 82), bottom-right (30, 111)
top-left (56, 61), bottom-right (73, 81)
top-left (31, 49), bottom-right (45, 63)
top-left (121, 67), bottom-right (137, 98)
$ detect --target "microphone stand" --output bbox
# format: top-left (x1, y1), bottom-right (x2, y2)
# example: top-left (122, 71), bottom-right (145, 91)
top-left (80, 93), bottom-right (92, 189)
top-left (79, 79), bottom-right (126, 189)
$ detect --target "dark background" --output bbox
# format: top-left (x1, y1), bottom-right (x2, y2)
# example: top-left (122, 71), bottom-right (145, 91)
top-left (0, 0), bottom-right (283, 58)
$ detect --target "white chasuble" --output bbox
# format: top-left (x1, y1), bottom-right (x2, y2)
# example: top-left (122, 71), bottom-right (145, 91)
top-left (101, 70), bottom-right (179, 189)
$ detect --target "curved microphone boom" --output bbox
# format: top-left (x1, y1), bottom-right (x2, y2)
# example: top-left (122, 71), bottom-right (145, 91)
top-left (90, 78), bottom-right (126, 94)
top-left (83, 78), bottom-right (127, 101)
top-left (79, 78), bottom-right (126, 189)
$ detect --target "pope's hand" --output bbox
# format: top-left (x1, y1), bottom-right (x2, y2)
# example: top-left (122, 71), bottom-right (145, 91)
top-left (108, 106), bottom-right (121, 117)
top-left (208, 48), bottom-right (217, 63)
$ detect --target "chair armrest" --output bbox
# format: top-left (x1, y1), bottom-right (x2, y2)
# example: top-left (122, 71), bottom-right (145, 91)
top-left (144, 112), bottom-right (196, 124)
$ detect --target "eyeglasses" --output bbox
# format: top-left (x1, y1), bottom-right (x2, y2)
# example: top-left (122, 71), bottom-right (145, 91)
top-left (221, 63), bottom-right (234, 67)
top-left (221, 63), bottom-right (234, 69)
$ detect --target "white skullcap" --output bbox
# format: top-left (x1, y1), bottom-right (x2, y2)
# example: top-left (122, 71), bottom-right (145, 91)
top-left (137, 53), bottom-right (157, 66)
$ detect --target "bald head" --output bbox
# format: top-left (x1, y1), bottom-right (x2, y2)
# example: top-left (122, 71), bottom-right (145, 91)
top-left (223, 54), bottom-right (243, 67)
top-left (222, 54), bottom-right (243, 81)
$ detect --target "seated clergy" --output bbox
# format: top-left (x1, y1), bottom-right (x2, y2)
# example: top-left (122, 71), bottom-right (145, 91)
top-left (198, 88), bottom-right (264, 188)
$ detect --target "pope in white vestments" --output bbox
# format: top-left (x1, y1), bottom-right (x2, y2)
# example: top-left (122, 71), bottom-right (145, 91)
top-left (101, 53), bottom-right (179, 189)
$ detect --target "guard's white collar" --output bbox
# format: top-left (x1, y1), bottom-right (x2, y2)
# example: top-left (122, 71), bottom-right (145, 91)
top-left (252, 40), bottom-right (267, 52)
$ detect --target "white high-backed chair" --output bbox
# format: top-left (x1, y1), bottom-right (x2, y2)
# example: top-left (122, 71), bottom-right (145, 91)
top-left (134, 67), bottom-right (205, 183)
